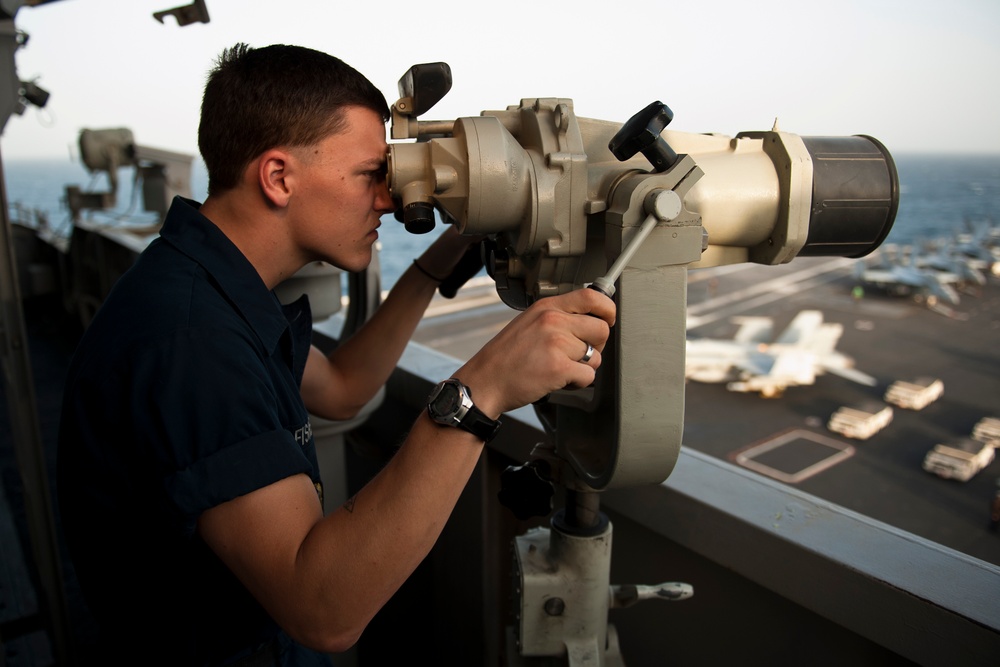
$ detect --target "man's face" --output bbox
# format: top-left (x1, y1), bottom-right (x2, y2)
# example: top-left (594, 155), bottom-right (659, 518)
top-left (288, 106), bottom-right (394, 273)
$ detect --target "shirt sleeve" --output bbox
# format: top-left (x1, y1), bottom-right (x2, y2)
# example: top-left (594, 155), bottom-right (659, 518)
top-left (129, 324), bottom-right (315, 534)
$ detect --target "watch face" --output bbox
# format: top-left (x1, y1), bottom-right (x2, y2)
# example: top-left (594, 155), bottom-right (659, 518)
top-left (436, 383), bottom-right (462, 415)
top-left (427, 379), bottom-right (501, 441)
top-left (429, 381), bottom-right (465, 423)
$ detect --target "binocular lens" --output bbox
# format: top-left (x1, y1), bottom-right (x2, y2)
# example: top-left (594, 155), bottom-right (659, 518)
top-left (799, 135), bottom-right (899, 258)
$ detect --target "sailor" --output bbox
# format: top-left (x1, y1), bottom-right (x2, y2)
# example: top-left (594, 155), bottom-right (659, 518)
top-left (56, 44), bottom-right (614, 666)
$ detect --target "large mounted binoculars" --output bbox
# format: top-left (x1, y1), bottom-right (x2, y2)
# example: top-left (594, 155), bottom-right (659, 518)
top-left (387, 62), bottom-right (898, 311)
top-left (386, 62), bottom-right (898, 492)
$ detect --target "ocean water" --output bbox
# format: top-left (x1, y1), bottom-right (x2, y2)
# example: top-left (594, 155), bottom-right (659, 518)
top-left (3, 153), bottom-right (999, 288)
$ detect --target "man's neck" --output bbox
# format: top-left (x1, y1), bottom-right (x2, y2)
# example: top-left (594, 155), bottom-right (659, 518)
top-left (199, 192), bottom-right (306, 290)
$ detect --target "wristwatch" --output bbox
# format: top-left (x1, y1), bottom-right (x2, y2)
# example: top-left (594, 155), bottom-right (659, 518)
top-left (427, 378), bottom-right (502, 443)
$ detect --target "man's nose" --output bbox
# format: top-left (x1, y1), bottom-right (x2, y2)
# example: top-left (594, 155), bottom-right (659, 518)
top-left (375, 178), bottom-right (395, 214)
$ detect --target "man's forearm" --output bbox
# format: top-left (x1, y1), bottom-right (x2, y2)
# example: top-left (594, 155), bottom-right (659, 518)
top-left (302, 229), bottom-right (475, 419)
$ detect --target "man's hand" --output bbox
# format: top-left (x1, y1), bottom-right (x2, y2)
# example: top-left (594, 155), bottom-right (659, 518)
top-left (453, 288), bottom-right (616, 419)
top-left (414, 225), bottom-right (484, 284)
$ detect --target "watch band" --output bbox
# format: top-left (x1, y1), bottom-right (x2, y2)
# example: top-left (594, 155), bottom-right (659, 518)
top-left (460, 401), bottom-right (503, 443)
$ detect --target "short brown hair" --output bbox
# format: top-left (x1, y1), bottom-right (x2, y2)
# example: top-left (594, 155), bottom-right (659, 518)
top-left (198, 43), bottom-right (390, 195)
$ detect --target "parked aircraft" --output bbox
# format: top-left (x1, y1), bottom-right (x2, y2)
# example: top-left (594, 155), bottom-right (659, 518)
top-left (685, 310), bottom-right (876, 398)
top-left (914, 244), bottom-right (987, 287)
top-left (853, 245), bottom-right (961, 306)
top-left (954, 219), bottom-right (1000, 278)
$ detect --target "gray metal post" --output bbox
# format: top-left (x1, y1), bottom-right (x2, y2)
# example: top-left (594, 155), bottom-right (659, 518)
top-left (0, 149), bottom-right (72, 664)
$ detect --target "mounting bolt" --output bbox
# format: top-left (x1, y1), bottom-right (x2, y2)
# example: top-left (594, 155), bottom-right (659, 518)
top-left (544, 597), bottom-right (565, 616)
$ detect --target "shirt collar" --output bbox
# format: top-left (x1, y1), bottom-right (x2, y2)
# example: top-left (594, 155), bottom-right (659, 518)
top-left (158, 196), bottom-right (290, 352)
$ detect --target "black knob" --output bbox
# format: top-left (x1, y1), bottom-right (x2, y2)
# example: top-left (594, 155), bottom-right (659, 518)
top-left (609, 101), bottom-right (678, 172)
top-left (498, 461), bottom-right (555, 521)
top-left (483, 240), bottom-right (504, 281)
top-left (402, 202), bottom-right (436, 234)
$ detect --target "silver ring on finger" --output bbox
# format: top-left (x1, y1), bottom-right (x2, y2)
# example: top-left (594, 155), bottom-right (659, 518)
top-left (579, 342), bottom-right (595, 363)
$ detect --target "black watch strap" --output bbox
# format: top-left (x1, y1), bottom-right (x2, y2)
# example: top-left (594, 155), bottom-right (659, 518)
top-left (461, 403), bottom-right (503, 443)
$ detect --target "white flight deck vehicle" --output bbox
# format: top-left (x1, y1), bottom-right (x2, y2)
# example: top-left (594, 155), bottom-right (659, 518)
top-left (972, 417), bottom-right (1000, 447)
top-left (685, 310), bottom-right (877, 398)
top-left (922, 439), bottom-right (996, 482)
top-left (884, 377), bottom-right (944, 410)
top-left (827, 403), bottom-right (894, 440)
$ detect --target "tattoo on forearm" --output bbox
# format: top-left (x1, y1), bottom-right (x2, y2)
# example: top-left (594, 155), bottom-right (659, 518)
top-left (343, 495), bottom-right (357, 513)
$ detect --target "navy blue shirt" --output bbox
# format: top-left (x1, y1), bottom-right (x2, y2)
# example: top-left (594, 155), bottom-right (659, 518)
top-left (57, 198), bottom-right (330, 666)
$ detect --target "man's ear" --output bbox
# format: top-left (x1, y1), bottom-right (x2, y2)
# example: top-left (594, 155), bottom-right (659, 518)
top-left (257, 148), bottom-right (294, 208)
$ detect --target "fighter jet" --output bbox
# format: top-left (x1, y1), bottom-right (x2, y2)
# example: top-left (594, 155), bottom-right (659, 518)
top-left (954, 219), bottom-right (1000, 278)
top-left (853, 244), bottom-right (961, 306)
top-left (685, 310), bottom-right (877, 398)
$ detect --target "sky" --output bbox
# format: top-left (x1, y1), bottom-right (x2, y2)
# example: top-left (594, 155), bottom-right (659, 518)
top-left (1, 0), bottom-right (999, 162)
